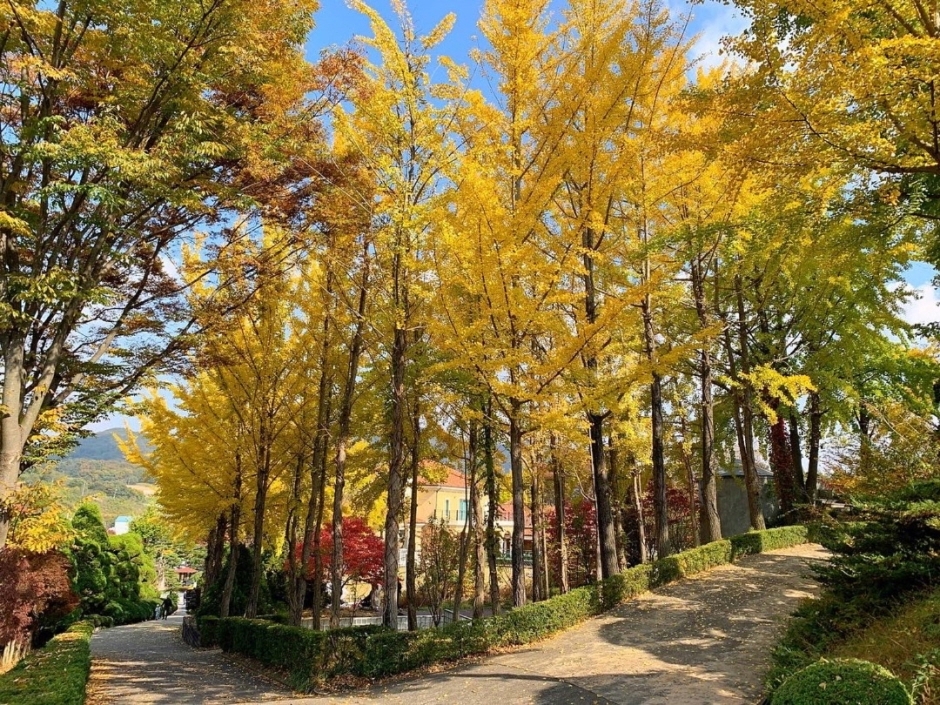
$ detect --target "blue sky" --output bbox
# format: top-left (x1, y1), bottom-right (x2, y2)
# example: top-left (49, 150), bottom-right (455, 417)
top-left (305, 0), bottom-right (751, 75)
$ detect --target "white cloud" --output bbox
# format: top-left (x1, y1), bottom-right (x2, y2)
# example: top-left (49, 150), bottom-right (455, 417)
top-left (899, 283), bottom-right (940, 327)
top-left (689, 1), bottom-right (749, 71)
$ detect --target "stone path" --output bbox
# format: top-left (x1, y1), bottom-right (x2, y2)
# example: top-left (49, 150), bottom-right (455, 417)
top-left (89, 545), bottom-right (827, 705)
top-left (86, 609), bottom-right (290, 704)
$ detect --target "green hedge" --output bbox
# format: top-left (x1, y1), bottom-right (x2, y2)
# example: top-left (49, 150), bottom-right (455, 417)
top-left (215, 618), bottom-right (384, 690)
top-left (0, 621), bottom-right (94, 705)
top-left (210, 525), bottom-right (811, 689)
top-left (771, 658), bottom-right (912, 705)
top-left (198, 615), bottom-right (221, 648)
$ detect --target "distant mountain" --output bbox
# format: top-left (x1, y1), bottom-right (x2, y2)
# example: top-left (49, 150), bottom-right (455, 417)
top-left (21, 428), bottom-right (156, 525)
top-left (67, 428), bottom-right (151, 461)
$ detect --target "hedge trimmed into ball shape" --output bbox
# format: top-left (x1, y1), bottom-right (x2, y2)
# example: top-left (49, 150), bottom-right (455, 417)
top-left (771, 659), bottom-right (912, 705)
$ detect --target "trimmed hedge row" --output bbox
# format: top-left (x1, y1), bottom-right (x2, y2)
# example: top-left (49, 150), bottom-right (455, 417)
top-left (210, 618), bottom-right (383, 689)
top-left (208, 525), bottom-right (811, 689)
top-left (0, 621), bottom-right (94, 705)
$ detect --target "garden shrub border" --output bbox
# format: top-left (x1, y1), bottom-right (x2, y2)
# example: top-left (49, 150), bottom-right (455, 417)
top-left (0, 621), bottom-right (94, 705)
top-left (203, 525), bottom-right (810, 690)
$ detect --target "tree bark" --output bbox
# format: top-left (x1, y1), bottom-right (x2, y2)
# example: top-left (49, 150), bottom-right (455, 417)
top-left (484, 400), bottom-right (501, 615)
top-left (725, 280), bottom-right (766, 531)
top-left (631, 466), bottom-right (648, 564)
top-left (690, 254), bottom-right (721, 543)
top-left (245, 416), bottom-right (272, 619)
top-left (550, 436), bottom-right (569, 594)
top-left (0, 338), bottom-right (27, 548)
top-left (331, 256), bottom-right (370, 628)
top-left (384, 324), bottom-right (408, 628)
top-left (204, 513), bottom-right (227, 590)
top-left (509, 401), bottom-right (526, 608)
top-left (310, 431), bottom-right (329, 631)
top-left (469, 418), bottom-right (486, 619)
top-left (453, 498), bottom-right (470, 622)
top-left (608, 445), bottom-right (629, 570)
top-left (406, 400), bottom-right (421, 631)
top-left (767, 399), bottom-right (798, 518)
top-left (582, 225), bottom-right (620, 577)
top-left (530, 473), bottom-right (542, 602)
top-left (286, 452), bottom-right (307, 627)
top-left (220, 459), bottom-right (242, 619)
top-left (589, 413), bottom-right (621, 576)
top-left (789, 410), bottom-right (806, 496)
top-left (807, 391), bottom-right (822, 503)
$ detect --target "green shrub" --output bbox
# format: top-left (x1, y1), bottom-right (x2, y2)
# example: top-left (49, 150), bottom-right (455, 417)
top-left (767, 486), bottom-right (940, 696)
top-left (771, 659), bottom-right (912, 705)
top-left (730, 526), bottom-right (809, 558)
top-left (598, 563), bottom-right (653, 609)
top-left (0, 621), bottom-right (93, 705)
top-left (198, 615), bottom-right (220, 648)
top-left (216, 617), bottom-right (384, 689)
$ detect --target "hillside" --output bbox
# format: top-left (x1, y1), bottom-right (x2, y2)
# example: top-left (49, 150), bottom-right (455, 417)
top-left (65, 427), bottom-right (152, 461)
top-left (23, 428), bottom-right (155, 524)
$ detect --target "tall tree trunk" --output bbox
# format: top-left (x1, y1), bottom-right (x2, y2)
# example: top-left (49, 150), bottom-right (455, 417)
top-left (642, 289), bottom-right (670, 558)
top-left (286, 452), bottom-right (307, 626)
top-left (690, 254), bottom-right (721, 543)
top-left (220, 459), bottom-right (242, 619)
top-left (0, 338), bottom-right (27, 548)
top-left (678, 420), bottom-right (700, 548)
top-left (509, 401), bottom-right (526, 608)
top-left (310, 431), bottom-right (329, 631)
top-left (530, 473), bottom-right (542, 602)
top-left (484, 399), bottom-right (501, 615)
top-left (789, 410), bottom-right (806, 496)
top-left (589, 413), bottom-right (620, 576)
top-left (246, 419), bottom-right (272, 619)
top-left (583, 225), bottom-right (620, 577)
top-left (767, 399), bottom-right (798, 518)
top-left (204, 513), bottom-right (227, 590)
top-left (296, 291), bottom-right (334, 630)
top-left (631, 466), bottom-right (648, 564)
top-left (608, 445), bottom-right (629, 570)
top-left (406, 399), bottom-right (421, 631)
top-left (331, 260), bottom-right (370, 628)
top-left (469, 418), bottom-right (486, 619)
top-left (453, 500), bottom-right (470, 622)
top-left (724, 281), bottom-right (766, 531)
top-left (551, 435), bottom-right (569, 594)
top-left (807, 392), bottom-right (822, 503)
top-left (384, 324), bottom-right (408, 628)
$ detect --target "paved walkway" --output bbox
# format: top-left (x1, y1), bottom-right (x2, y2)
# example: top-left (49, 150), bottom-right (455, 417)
top-left (89, 545), bottom-right (826, 705)
top-left (86, 609), bottom-right (290, 704)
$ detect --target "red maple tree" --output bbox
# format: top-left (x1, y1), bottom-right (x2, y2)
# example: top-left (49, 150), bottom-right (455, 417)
top-left (287, 516), bottom-right (384, 589)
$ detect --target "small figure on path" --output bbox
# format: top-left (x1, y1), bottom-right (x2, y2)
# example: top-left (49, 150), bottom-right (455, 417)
top-left (162, 596), bottom-right (173, 620)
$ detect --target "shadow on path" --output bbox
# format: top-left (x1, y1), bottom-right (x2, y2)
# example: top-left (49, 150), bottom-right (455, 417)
top-left (87, 610), bottom-right (293, 704)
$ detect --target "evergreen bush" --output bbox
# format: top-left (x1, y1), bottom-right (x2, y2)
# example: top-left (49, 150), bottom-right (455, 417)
top-left (771, 659), bottom-right (912, 705)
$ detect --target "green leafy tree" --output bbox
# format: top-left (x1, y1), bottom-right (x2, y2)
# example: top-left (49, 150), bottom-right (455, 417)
top-left (0, 0), bottom-right (318, 548)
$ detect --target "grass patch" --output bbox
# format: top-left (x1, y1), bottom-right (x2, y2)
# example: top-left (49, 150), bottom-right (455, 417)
top-left (0, 621), bottom-right (93, 705)
top-left (830, 586), bottom-right (940, 704)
